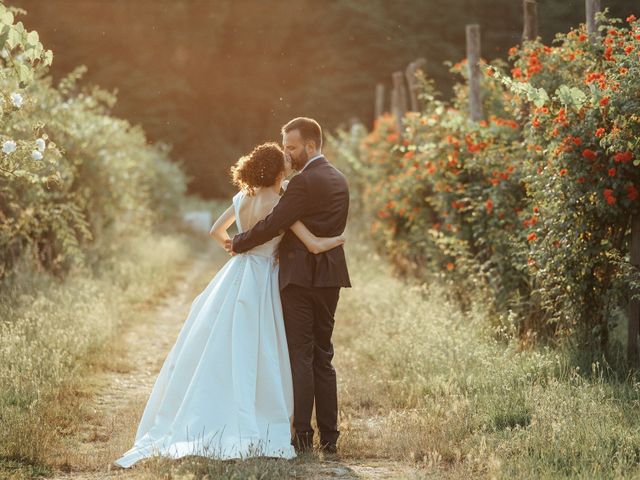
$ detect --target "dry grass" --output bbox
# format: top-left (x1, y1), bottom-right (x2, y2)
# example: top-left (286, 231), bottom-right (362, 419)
top-left (6, 206), bottom-right (640, 479)
top-left (0, 221), bottom-right (206, 479)
top-left (330, 224), bottom-right (640, 479)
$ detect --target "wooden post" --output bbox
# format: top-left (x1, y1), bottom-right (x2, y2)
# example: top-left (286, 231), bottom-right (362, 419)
top-left (586, 0), bottom-right (601, 40)
top-left (374, 83), bottom-right (385, 121)
top-left (466, 24), bottom-right (483, 122)
top-left (628, 214), bottom-right (640, 365)
top-left (405, 58), bottom-right (427, 112)
top-left (522, 0), bottom-right (538, 41)
top-left (391, 71), bottom-right (407, 132)
top-left (390, 87), bottom-right (401, 133)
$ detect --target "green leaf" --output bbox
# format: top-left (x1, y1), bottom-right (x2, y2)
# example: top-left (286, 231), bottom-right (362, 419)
top-left (6, 26), bottom-right (19, 49)
top-left (16, 62), bottom-right (32, 83)
top-left (26, 30), bottom-right (38, 45)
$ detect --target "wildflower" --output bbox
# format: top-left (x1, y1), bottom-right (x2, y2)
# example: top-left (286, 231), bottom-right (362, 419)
top-left (582, 149), bottom-right (597, 160)
top-left (10, 92), bottom-right (23, 108)
top-left (527, 232), bottom-right (537, 241)
top-left (600, 96), bottom-right (609, 107)
top-left (31, 150), bottom-right (43, 160)
top-left (560, 168), bottom-right (568, 176)
top-left (608, 167), bottom-right (616, 176)
top-left (2, 140), bottom-right (16, 154)
top-left (35, 138), bottom-right (46, 152)
top-left (595, 128), bottom-right (605, 137)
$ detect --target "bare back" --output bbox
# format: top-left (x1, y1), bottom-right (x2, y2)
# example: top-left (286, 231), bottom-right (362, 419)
top-left (237, 189), bottom-right (280, 232)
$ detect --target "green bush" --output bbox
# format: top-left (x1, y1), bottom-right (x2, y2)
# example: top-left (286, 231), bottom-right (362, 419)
top-left (0, 4), bottom-right (188, 281)
top-left (329, 11), bottom-right (640, 356)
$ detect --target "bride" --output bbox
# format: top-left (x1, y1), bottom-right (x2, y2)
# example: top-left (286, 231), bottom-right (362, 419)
top-left (114, 142), bottom-right (345, 468)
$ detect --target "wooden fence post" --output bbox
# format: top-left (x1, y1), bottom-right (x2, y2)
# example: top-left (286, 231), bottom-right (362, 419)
top-left (522, 0), bottom-right (538, 41)
top-left (405, 58), bottom-right (427, 112)
top-left (628, 215), bottom-right (640, 365)
top-left (374, 83), bottom-right (385, 124)
top-left (391, 71), bottom-right (408, 132)
top-left (586, 0), bottom-right (601, 40)
top-left (466, 24), bottom-right (483, 122)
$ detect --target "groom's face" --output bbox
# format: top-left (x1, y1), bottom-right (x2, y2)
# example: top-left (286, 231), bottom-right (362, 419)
top-left (283, 129), bottom-right (309, 171)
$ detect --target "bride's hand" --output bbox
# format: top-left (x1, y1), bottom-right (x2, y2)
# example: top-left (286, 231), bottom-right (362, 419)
top-left (338, 233), bottom-right (346, 244)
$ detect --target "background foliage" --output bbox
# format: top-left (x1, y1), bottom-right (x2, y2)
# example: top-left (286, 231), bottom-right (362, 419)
top-left (9, 0), bottom-right (637, 198)
top-left (329, 10), bottom-right (640, 357)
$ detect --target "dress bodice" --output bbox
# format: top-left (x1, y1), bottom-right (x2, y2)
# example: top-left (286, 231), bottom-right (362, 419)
top-left (232, 190), bottom-right (283, 258)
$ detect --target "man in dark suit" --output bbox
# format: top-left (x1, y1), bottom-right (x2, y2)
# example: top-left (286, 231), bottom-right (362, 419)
top-left (225, 117), bottom-right (351, 454)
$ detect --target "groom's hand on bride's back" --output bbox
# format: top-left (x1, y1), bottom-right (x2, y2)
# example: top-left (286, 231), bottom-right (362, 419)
top-left (224, 238), bottom-right (237, 256)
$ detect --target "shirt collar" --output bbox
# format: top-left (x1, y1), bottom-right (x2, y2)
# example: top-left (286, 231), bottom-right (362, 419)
top-left (300, 154), bottom-right (323, 172)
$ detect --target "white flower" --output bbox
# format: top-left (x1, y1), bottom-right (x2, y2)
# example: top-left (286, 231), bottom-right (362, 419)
top-left (35, 138), bottom-right (46, 152)
top-left (3, 140), bottom-right (16, 154)
top-left (10, 92), bottom-right (23, 108)
top-left (31, 150), bottom-right (43, 160)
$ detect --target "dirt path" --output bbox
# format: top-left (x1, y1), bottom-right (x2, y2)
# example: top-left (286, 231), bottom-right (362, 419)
top-left (47, 221), bottom-right (424, 480)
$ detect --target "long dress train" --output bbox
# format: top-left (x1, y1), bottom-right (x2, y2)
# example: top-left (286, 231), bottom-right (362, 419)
top-left (114, 190), bottom-right (295, 467)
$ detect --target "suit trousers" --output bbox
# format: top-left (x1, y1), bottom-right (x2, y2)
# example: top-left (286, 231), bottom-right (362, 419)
top-left (281, 283), bottom-right (340, 447)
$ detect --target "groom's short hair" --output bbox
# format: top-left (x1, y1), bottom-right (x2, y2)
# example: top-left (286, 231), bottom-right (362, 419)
top-left (282, 117), bottom-right (322, 150)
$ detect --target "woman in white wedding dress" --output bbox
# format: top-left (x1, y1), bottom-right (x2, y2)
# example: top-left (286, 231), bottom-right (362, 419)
top-left (114, 142), bottom-right (345, 468)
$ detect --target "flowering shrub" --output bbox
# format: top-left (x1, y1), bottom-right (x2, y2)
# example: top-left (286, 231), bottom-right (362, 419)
top-left (330, 11), bottom-right (640, 351)
top-left (0, 4), bottom-right (187, 279)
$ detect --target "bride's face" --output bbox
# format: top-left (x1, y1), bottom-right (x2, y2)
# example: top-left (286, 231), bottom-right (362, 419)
top-left (283, 153), bottom-right (293, 178)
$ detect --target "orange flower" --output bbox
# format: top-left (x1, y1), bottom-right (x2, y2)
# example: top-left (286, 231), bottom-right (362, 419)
top-left (404, 150), bottom-right (415, 159)
top-left (560, 168), bottom-right (568, 176)
top-left (614, 151), bottom-right (633, 163)
top-left (627, 184), bottom-right (639, 201)
top-left (582, 149), bottom-right (598, 160)
top-left (603, 188), bottom-right (616, 205)
top-left (599, 96), bottom-right (610, 107)
top-left (604, 46), bottom-right (614, 61)
top-left (527, 232), bottom-right (537, 242)
top-left (595, 127), bottom-right (605, 137)
top-left (485, 198), bottom-right (494, 214)
top-left (446, 262), bottom-right (455, 271)
top-left (608, 167), bottom-right (616, 176)
top-left (627, 14), bottom-right (637, 23)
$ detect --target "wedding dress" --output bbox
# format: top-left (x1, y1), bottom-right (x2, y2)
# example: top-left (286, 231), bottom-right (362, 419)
top-left (114, 190), bottom-right (296, 467)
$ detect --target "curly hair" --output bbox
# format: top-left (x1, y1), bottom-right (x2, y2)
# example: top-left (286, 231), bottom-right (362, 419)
top-left (230, 142), bottom-right (285, 195)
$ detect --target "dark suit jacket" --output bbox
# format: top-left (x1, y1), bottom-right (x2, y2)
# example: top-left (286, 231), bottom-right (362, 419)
top-left (232, 155), bottom-right (351, 290)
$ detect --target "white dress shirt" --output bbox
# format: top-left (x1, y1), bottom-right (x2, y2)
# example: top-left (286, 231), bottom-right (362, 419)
top-left (299, 153), bottom-right (323, 172)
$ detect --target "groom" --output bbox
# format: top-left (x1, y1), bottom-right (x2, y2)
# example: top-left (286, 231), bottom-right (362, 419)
top-left (225, 117), bottom-right (351, 454)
